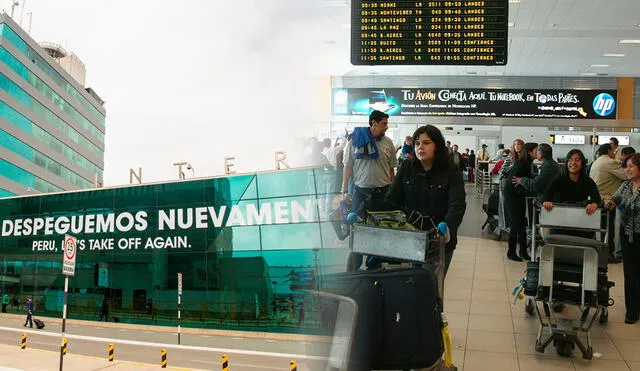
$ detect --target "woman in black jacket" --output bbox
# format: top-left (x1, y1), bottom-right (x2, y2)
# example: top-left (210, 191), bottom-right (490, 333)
top-left (504, 139), bottom-right (533, 262)
top-left (542, 149), bottom-right (601, 238)
top-left (386, 125), bottom-right (467, 273)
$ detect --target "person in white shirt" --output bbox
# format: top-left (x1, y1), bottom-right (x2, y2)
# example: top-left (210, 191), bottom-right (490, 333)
top-left (477, 144), bottom-right (491, 171)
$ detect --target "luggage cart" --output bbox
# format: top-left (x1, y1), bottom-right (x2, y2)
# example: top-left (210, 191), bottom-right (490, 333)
top-left (494, 175), bottom-right (510, 240)
top-left (524, 204), bottom-right (615, 359)
top-left (347, 223), bottom-right (446, 299)
top-left (481, 175), bottom-right (501, 233)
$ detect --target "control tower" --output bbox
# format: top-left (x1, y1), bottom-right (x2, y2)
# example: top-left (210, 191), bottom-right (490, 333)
top-left (40, 41), bottom-right (87, 86)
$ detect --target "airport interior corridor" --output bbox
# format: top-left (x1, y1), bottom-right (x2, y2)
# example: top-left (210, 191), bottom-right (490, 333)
top-left (444, 186), bottom-right (638, 371)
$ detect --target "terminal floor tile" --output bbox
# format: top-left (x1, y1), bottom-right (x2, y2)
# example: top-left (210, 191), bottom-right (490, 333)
top-left (445, 185), bottom-right (638, 371)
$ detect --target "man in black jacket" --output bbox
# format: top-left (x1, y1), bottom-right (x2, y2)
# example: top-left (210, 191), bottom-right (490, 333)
top-left (512, 143), bottom-right (560, 200)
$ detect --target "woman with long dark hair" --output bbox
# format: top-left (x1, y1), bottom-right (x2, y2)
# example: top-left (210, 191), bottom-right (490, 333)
top-left (605, 153), bottom-right (640, 324)
top-left (543, 149), bottom-right (600, 214)
top-left (503, 139), bottom-right (532, 261)
top-left (542, 149), bottom-right (601, 243)
top-left (386, 125), bottom-right (467, 273)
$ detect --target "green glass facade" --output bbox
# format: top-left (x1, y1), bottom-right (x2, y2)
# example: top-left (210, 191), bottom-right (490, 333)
top-left (0, 24), bottom-right (106, 124)
top-left (0, 17), bottom-right (104, 194)
top-left (0, 168), bottom-right (344, 334)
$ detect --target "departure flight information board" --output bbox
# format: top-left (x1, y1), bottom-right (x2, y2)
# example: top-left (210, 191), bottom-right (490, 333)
top-left (351, 0), bottom-right (509, 66)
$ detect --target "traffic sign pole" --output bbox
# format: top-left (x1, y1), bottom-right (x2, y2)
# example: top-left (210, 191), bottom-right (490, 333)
top-left (60, 234), bottom-right (77, 371)
top-left (177, 273), bottom-right (182, 345)
top-left (59, 275), bottom-right (68, 371)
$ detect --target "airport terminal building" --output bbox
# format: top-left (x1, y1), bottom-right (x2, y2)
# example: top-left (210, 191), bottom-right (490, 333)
top-left (0, 167), bottom-right (342, 334)
top-left (0, 14), bottom-right (105, 197)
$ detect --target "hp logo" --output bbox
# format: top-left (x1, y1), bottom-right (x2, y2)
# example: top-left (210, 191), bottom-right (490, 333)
top-left (593, 93), bottom-right (615, 116)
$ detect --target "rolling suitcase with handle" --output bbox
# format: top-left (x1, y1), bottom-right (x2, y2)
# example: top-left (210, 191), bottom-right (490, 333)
top-left (33, 318), bottom-right (45, 329)
top-left (323, 266), bottom-right (449, 371)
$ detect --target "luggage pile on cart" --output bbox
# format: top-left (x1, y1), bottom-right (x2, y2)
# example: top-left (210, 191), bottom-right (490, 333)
top-left (519, 203), bottom-right (616, 359)
top-left (322, 205), bottom-right (456, 371)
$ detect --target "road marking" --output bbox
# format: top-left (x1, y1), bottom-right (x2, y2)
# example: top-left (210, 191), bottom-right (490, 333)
top-left (0, 326), bottom-right (327, 361)
top-left (232, 337), bottom-right (244, 340)
top-left (264, 339), bottom-right (277, 342)
top-left (144, 331), bottom-right (154, 334)
top-left (200, 335), bottom-right (212, 338)
top-left (301, 341), bottom-right (311, 344)
top-left (189, 359), bottom-right (284, 369)
top-left (118, 329), bottom-right (128, 332)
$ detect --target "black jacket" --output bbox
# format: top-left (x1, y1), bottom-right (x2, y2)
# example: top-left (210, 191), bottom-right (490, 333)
top-left (504, 159), bottom-right (532, 198)
top-left (543, 173), bottom-right (601, 205)
top-left (519, 159), bottom-right (561, 200)
top-left (387, 160), bottom-right (466, 248)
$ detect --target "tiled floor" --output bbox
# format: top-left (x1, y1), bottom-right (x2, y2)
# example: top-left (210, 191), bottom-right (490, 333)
top-left (447, 186), bottom-right (640, 371)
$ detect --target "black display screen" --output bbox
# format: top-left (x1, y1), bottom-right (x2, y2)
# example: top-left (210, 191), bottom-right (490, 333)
top-left (351, 0), bottom-right (509, 65)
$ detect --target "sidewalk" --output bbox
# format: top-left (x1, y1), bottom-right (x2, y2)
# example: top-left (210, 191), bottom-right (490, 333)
top-left (0, 312), bottom-right (328, 342)
top-left (0, 343), bottom-right (204, 371)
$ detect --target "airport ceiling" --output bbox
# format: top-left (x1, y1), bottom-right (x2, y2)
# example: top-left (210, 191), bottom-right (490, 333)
top-left (319, 0), bottom-right (640, 77)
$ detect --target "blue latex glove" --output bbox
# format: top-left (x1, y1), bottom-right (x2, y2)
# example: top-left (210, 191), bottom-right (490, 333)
top-left (437, 222), bottom-right (448, 235)
top-left (346, 212), bottom-right (359, 225)
top-left (438, 222), bottom-right (451, 243)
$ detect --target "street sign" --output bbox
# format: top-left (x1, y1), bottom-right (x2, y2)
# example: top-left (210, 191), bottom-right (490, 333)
top-left (177, 273), bottom-right (183, 295)
top-left (62, 234), bottom-right (77, 276)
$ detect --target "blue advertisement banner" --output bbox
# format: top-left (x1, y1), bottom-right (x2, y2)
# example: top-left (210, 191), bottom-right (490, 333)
top-left (333, 88), bottom-right (618, 119)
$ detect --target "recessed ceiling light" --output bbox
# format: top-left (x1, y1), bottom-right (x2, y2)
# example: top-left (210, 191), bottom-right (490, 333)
top-left (590, 64), bottom-right (609, 68)
top-left (508, 0), bottom-right (520, 3)
top-left (397, 72), bottom-right (411, 75)
top-left (487, 72), bottom-right (503, 75)
top-left (619, 39), bottom-right (640, 44)
top-left (602, 53), bottom-right (625, 57)
top-left (508, 22), bottom-right (515, 27)
top-left (580, 73), bottom-right (597, 76)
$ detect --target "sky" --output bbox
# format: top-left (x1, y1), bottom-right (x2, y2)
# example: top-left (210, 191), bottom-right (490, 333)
top-left (10, 0), bottom-right (351, 186)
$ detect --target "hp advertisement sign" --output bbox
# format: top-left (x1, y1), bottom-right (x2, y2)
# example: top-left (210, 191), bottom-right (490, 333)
top-left (592, 93), bottom-right (616, 117)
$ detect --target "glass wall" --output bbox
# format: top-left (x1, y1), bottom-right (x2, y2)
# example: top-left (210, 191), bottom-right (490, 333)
top-left (0, 159), bottom-right (62, 193)
top-left (0, 102), bottom-right (103, 179)
top-left (0, 167), bottom-right (343, 334)
top-left (0, 188), bottom-right (14, 197)
top-left (0, 129), bottom-right (95, 188)
top-left (0, 24), bottom-right (106, 124)
top-left (0, 46), bottom-right (105, 144)
top-left (0, 73), bottom-right (103, 159)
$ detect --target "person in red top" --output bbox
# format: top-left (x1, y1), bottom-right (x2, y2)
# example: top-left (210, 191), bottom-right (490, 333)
top-left (491, 149), bottom-right (510, 175)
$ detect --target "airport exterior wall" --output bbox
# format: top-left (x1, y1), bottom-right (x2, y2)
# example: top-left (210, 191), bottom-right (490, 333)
top-left (0, 167), bottom-right (341, 334)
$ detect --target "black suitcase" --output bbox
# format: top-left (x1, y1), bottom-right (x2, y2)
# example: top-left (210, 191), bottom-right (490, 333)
top-left (34, 318), bottom-right (45, 329)
top-left (323, 267), bottom-right (444, 371)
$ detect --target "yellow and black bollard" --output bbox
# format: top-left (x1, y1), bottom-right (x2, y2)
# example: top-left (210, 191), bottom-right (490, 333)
top-left (290, 360), bottom-right (297, 371)
top-left (108, 344), bottom-right (114, 362)
top-left (20, 333), bottom-right (26, 350)
top-left (161, 349), bottom-right (167, 368)
top-left (221, 354), bottom-right (229, 371)
top-left (62, 337), bottom-right (67, 355)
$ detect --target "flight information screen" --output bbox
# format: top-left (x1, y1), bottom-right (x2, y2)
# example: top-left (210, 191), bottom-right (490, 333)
top-left (351, 0), bottom-right (509, 66)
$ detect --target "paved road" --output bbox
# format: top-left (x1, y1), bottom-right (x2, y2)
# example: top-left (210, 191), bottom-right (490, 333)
top-left (0, 316), bottom-right (331, 371)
